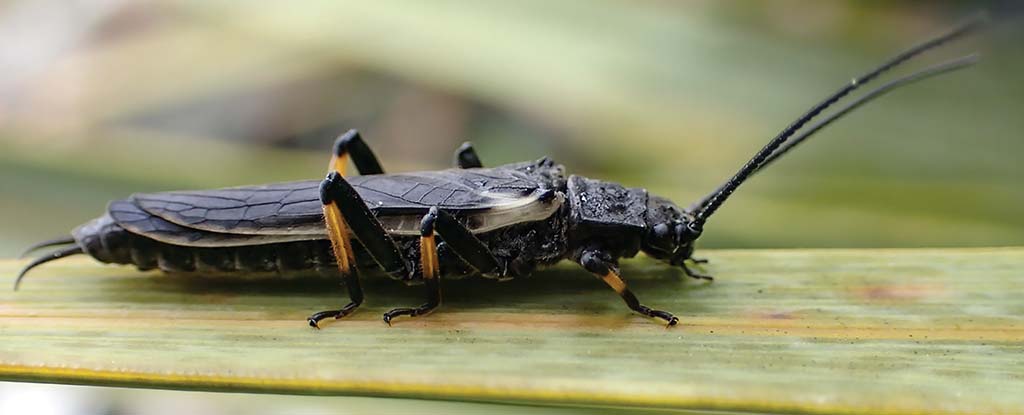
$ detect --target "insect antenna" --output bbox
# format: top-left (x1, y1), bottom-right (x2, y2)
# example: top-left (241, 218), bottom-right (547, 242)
top-left (19, 236), bottom-right (77, 258)
top-left (14, 245), bottom-right (84, 291)
top-left (688, 13), bottom-right (986, 233)
top-left (688, 53), bottom-right (980, 213)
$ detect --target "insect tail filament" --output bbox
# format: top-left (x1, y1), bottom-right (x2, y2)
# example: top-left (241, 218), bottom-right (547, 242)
top-left (14, 246), bottom-right (84, 291)
top-left (19, 236), bottom-right (77, 258)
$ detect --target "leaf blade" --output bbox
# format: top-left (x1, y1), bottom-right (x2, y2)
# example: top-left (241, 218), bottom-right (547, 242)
top-left (2, 248), bottom-right (1023, 414)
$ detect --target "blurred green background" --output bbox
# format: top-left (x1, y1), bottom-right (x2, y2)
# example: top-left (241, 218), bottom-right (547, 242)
top-left (0, 1), bottom-right (1021, 414)
top-left (1, 1), bottom-right (1022, 256)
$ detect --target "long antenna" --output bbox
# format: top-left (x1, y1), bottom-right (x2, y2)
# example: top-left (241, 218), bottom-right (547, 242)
top-left (687, 53), bottom-right (980, 213)
top-left (690, 14), bottom-right (985, 231)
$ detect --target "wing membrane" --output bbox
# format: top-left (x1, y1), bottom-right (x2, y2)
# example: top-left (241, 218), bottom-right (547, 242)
top-left (108, 199), bottom-right (323, 247)
top-left (132, 167), bottom-right (547, 237)
top-left (132, 180), bottom-right (326, 236)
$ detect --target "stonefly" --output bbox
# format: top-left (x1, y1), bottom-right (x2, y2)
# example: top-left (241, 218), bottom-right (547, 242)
top-left (17, 16), bottom-right (984, 328)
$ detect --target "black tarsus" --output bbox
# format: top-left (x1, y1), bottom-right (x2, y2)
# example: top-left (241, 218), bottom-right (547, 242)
top-left (382, 278), bottom-right (440, 325)
top-left (20, 236), bottom-right (77, 258)
top-left (691, 13), bottom-right (986, 230)
top-left (682, 262), bottom-right (714, 281)
top-left (14, 245), bottom-right (84, 290)
top-left (687, 53), bottom-right (981, 213)
top-left (307, 268), bottom-right (364, 329)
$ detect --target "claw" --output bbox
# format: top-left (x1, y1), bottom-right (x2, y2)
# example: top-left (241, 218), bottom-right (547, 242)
top-left (645, 308), bottom-right (679, 327)
top-left (682, 263), bottom-right (714, 281)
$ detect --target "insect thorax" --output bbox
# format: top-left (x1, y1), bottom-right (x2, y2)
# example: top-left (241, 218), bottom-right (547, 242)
top-left (566, 175), bottom-right (648, 259)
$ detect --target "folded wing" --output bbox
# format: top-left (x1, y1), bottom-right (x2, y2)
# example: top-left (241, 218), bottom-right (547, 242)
top-left (121, 166), bottom-right (553, 245)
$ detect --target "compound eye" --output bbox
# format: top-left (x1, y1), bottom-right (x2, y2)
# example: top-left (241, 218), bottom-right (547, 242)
top-left (673, 223), bottom-right (687, 244)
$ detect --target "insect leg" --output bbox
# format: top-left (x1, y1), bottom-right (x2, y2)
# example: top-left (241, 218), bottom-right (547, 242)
top-left (383, 208), bottom-right (446, 325)
top-left (580, 248), bottom-right (679, 327)
top-left (453, 142), bottom-right (484, 169)
top-left (427, 207), bottom-right (499, 274)
top-left (320, 172), bottom-right (407, 277)
top-left (309, 172), bottom-right (409, 328)
top-left (330, 129), bottom-right (385, 175)
top-left (307, 268), bottom-right (364, 328)
top-left (682, 262), bottom-right (713, 281)
top-left (308, 176), bottom-right (363, 328)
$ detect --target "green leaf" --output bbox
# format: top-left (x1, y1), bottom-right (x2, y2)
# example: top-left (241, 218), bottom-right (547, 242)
top-left (2, 248), bottom-right (1023, 414)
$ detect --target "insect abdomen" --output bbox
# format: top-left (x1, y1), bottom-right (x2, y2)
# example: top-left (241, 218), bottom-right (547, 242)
top-left (72, 215), bottom-right (338, 275)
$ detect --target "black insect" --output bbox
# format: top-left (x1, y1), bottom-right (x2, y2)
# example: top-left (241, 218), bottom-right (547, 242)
top-left (16, 17), bottom-right (983, 328)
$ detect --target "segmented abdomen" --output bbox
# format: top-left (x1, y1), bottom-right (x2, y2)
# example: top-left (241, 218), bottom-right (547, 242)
top-left (73, 214), bottom-right (339, 276)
